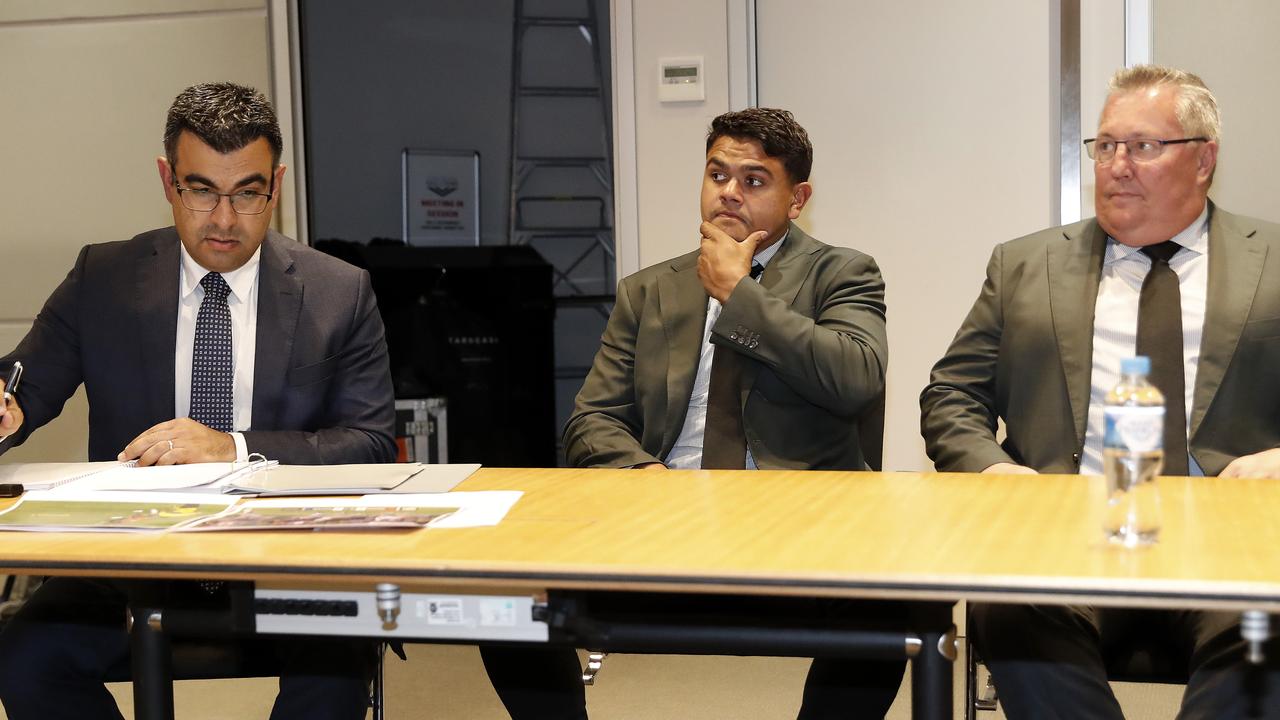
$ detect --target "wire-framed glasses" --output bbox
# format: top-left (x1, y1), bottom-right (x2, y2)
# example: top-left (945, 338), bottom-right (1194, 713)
top-left (173, 183), bottom-right (274, 215)
top-left (1082, 137), bottom-right (1208, 163)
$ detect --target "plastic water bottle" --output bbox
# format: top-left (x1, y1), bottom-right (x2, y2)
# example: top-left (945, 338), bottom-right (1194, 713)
top-left (1102, 356), bottom-right (1164, 547)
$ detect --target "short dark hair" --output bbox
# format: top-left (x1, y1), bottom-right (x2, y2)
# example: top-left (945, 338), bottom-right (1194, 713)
top-left (163, 82), bottom-right (283, 168)
top-left (706, 108), bottom-right (813, 183)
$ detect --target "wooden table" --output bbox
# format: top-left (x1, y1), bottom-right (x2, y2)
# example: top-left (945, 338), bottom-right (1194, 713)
top-left (3, 468), bottom-right (1279, 718)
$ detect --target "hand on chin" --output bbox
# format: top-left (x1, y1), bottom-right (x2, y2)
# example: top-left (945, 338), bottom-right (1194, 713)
top-left (710, 216), bottom-right (751, 242)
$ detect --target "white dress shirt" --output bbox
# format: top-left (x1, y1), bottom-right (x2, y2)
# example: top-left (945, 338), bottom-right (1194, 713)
top-left (1080, 206), bottom-right (1209, 476)
top-left (665, 235), bottom-right (786, 470)
top-left (175, 244), bottom-right (260, 461)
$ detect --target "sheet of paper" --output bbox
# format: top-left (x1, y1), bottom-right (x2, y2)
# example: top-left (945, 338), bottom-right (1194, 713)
top-left (381, 491), bottom-right (523, 528)
top-left (211, 491), bottom-right (522, 529)
top-left (385, 463), bottom-right (481, 494)
top-left (177, 501), bottom-right (458, 532)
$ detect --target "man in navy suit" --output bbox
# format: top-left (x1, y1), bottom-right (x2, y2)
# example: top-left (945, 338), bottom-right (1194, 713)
top-left (0, 82), bottom-right (395, 720)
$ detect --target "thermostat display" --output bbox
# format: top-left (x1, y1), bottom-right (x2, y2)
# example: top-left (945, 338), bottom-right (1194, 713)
top-left (658, 56), bottom-right (704, 103)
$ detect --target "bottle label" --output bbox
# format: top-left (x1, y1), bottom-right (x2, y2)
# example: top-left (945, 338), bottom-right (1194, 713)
top-left (1104, 405), bottom-right (1164, 452)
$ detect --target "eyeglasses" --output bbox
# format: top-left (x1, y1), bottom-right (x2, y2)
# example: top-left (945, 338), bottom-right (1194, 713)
top-left (173, 183), bottom-right (274, 215)
top-left (1082, 137), bottom-right (1208, 163)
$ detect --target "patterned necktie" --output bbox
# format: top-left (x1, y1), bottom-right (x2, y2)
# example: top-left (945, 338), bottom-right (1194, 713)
top-left (1136, 241), bottom-right (1188, 476)
top-left (702, 262), bottom-right (764, 470)
top-left (190, 272), bottom-right (233, 432)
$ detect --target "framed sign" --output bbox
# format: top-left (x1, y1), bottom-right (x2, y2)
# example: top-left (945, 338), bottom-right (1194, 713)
top-left (402, 149), bottom-right (480, 246)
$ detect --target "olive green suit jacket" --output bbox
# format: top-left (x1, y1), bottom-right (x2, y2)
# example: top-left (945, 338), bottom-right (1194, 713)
top-left (564, 223), bottom-right (887, 471)
top-left (921, 204), bottom-right (1280, 475)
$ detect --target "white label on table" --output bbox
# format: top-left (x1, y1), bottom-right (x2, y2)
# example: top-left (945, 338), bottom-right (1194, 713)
top-left (422, 597), bottom-right (465, 625)
top-left (480, 598), bottom-right (518, 627)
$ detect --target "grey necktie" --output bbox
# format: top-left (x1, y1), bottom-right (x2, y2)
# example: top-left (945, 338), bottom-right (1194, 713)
top-left (190, 272), bottom-right (233, 432)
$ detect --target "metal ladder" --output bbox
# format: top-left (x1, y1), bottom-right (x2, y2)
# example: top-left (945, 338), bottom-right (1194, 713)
top-left (508, 0), bottom-right (616, 459)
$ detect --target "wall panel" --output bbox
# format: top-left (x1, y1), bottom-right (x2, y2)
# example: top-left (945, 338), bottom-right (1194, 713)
top-left (755, 0), bottom-right (1054, 470)
top-left (0, 5), bottom-right (270, 461)
top-left (1154, 0), bottom-right (1280, 223)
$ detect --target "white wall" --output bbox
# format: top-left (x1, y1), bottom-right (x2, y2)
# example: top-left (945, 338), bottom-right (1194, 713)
top-left (0, 1), bottom-right (272, 462)
top-left (1153, 0), bottom-right (1280, 224)
top-left (625, 0), bottom-right (732, 268)
top-left (1079, 0), bottom-right (1125, 219)
top-left (754, 1), bottom-right (1055, 471)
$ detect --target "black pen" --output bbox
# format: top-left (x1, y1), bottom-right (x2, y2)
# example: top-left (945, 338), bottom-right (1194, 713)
top-left (0, 363), bottom-right (25, 496)
top-left (3, 361), bottom-right (22, 403)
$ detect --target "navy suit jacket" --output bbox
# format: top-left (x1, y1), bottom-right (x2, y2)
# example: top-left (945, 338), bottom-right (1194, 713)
top-left (1, 227), bottom-right (396, 464)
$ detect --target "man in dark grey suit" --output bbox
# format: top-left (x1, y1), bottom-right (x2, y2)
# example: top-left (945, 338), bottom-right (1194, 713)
top-left (0, 82), bottom-right (394, 720)
top-left (922, 65), bottom-right (1280, 718)
top-left (482, 108), bottom-right (899, 720)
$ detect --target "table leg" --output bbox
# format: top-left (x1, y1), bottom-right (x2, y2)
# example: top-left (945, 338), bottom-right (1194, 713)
top-left (910, 623), bottom-right (957, 720)
top-left (1242, 610), bottom-right (1271, 664)
top-left (129, 606), bottom-right (175, 720)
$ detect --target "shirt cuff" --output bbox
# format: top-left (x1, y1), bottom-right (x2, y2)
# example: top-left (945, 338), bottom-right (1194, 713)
top-left (230, 432), bottom-right (249, 462)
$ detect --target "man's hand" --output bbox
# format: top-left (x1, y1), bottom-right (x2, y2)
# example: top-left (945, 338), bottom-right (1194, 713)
top-left (1220, 448), bottom-right (1280, 479)
top-left (0, 381), bottom-right (23, 438)
top-left (982, 462), bottom-right (1039, 475)
top-left (119, 418), bottom-right (236, 466)
top-left (698, 222), bottom-right (766, 303)
top-left (633, 462), bottom-right (668, 470)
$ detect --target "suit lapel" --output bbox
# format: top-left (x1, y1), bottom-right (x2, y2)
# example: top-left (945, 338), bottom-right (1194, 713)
top-left (1191, 206), bottom-right (1265, 439)
top-left (741, 223), bottom-right (819, 399)
top-left (757, 223), bottom-right (815, 308)
top-left (137, 230), bottom-right (180, 422)
top-left (251, 233), bottom-right (302, 431)
top-left (657, 252), bottom-right (708, 453)
top-left (1047, 219), bottom-right (1107, 445)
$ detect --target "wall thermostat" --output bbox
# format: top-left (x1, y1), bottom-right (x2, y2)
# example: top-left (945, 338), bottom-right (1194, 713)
top-left (658, 56), bottom-right (704, 103)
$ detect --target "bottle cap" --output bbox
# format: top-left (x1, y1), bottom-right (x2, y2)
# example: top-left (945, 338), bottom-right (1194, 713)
top-left (1121, 356), bottom-right (1150, 375)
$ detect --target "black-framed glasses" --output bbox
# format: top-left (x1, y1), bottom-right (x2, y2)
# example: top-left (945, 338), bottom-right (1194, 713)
top-left (173, 182), bottom-right (274, 215)
top-left (1083, 137), bottom-right (1208, 163)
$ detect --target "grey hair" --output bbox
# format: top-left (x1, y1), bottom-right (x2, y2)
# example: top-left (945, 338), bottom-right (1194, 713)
top-left (1108, 64), bottom-right (1221, 143)
top-left (163, 82), bottom-right (283, 168)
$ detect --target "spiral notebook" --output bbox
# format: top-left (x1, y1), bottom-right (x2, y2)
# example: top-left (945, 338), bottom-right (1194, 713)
top-left (0, 459), bottom-right (272, 493)
top-left (0, 461), bottom-right (139, 492)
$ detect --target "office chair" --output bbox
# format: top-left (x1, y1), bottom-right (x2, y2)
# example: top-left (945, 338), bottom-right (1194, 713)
top-left (98, 581), bottom-right (389, 719)
top-left (964, 605), bottom-right (1188, 719)
top-left (102, 634), bottom-right (389, 718)
top-left (1, 577), bottom-right (389, 716)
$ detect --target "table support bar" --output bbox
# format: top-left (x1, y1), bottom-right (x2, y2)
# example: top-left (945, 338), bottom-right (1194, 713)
top-left (129, 606), bottom-right (175, 720)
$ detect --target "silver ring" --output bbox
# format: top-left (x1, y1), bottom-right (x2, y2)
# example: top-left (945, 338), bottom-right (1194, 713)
top-left (167, 439), bottom-right (174, 451)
